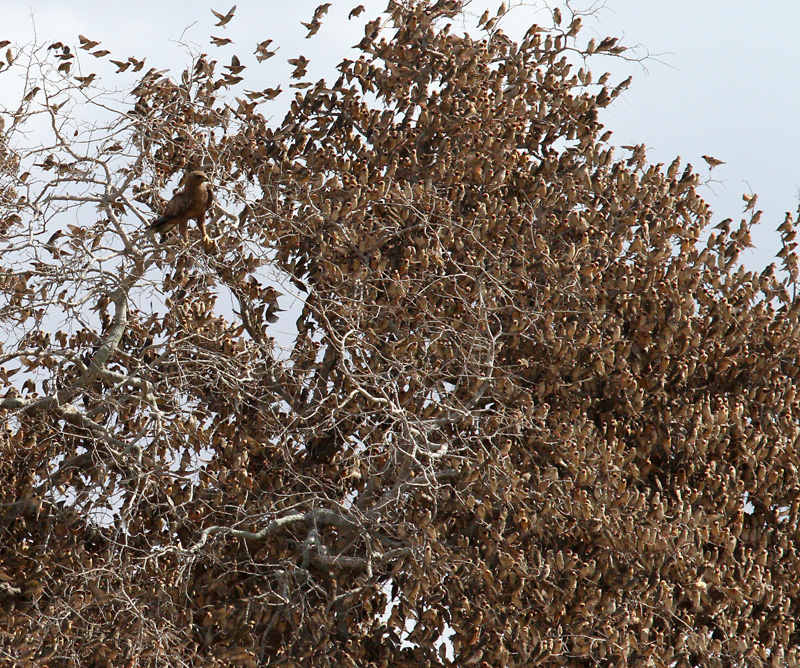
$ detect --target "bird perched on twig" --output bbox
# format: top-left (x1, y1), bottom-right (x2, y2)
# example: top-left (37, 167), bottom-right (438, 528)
top-left (149, 171), bottom-right (214, 248)
top-left (702, 155), bottom-right (725, 169)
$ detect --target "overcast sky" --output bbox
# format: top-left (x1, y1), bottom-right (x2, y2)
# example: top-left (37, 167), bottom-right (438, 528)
top-left (3, 0), bottom-right (796, 272)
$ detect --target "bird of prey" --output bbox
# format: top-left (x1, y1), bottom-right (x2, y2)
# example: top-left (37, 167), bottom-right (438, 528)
top-left (149, 171), bottom-right (213, 248)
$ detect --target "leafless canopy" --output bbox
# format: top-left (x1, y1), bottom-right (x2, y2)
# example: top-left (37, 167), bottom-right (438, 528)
top-left (1, 2), bottom-right (799, 667)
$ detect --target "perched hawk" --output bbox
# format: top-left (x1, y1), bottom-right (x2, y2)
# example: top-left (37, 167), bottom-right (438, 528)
top-left (149, 171), bottom-right (213, 247)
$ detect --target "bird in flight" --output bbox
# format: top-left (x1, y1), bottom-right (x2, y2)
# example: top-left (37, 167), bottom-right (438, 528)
top-left (211, 5), bottom-right (237, 27)
top-left (149, 171), bottom-right (214, 249)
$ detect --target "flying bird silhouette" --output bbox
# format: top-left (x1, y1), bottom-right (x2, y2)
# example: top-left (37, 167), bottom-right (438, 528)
top-left (211, 5), bottom-right (237, 27)
top-left (149, 171), bottom-right (213, 248)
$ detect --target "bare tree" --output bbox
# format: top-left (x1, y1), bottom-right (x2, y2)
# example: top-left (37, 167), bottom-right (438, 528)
top-left (1, 2), bottom-right (798, 667)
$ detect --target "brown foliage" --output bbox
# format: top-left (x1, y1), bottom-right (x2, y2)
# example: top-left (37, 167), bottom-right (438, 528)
top-left (0, 2), bottom-right (799, 667)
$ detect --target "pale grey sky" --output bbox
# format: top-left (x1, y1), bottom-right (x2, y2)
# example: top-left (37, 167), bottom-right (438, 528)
top-left (3, 0), bottom-right (796, 271)
top-left (593, 0), bottom-right (800, 269)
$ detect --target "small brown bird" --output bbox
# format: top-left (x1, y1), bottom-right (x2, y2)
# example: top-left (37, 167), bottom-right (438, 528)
top-left (149, 171), bottom-right (213, 248)
top-left (128, 56), bottom-right (146, 72)
top-left (78, 35), bottom-right (100, 50)
top-left (302, 19), bottom-right (322, 38)
top-left (314, 3), bottom-right (331, 19)
top-left (288, 56), bottom-right (310, 79)
top-left (702, 155), bottom-right (725, 169)
top-left (254, 39), bottom-right (277, 62)
top-left (211, 5), bottom-right (237, 27)
top-left (348, 4), bottom-right (365, 19)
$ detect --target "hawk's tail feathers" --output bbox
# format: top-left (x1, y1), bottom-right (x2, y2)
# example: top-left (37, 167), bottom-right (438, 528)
top-left (149, 215), bottom-right (174, 233)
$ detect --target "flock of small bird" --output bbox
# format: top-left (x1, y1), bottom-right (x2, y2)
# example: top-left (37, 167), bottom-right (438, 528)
top-left (2, 1), bottom-right (799, 667)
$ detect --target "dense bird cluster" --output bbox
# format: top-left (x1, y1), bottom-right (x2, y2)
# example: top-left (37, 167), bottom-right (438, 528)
top-left (0, 1), bottom-right (799, 667)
